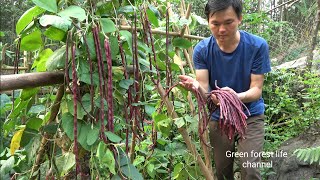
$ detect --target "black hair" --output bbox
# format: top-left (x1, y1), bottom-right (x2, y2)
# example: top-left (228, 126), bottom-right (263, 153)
top-left (205, 0), bottom-right (242, 20)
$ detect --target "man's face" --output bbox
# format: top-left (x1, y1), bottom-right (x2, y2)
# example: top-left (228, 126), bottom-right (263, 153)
top-left (208, 6), bottom-right (242, 45)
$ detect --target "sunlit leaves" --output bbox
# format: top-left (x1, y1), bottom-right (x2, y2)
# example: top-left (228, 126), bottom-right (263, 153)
top-left (58, 6), bottom-right (86, 22)
top-left (146, 9), bottom-right (159, 27)
top-left (120, 30), bottom-right (133, 54)
top-left (119, 79), bottom-right (134, 90)
top-left (87, 127), bottom-right (100, 146)
top-left (105, 131), bottom-right (122, 143)
top-left (60, 152), bottom-right (75, 176)
top-left (16, 6), bottom-right (45, 35)
top-left (100, 18), bottom-right (116, 33)
top-left (67, 94), bottom-right (92, 120)
top-left (32, 0), bottom-right (57, 13)
top-left (172, 38), bottom-right (192, 49)
top-left (20, 88), bottom-right (39, 101)
top-left (96, 142), bottom-right (116, 174)
top-left (39, 15), bottom-right (71, 31)
top-left (26, 118), bottom-right (43, 131)
top-left (46, 46), bottom-right (66, 71)
top-left (20, 29), bottom-right (43, 51)
top-left (32, 48), bottom-right (53, 72)
top-left (44, 27), bottom-right (66, 41)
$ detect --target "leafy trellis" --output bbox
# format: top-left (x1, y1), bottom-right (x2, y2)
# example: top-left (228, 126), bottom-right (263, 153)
top-left (0, 0), bottom-right (215, 179)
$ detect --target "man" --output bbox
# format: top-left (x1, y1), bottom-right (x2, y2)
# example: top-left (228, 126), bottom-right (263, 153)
top-left (178, 0), bottom-right (271, 179)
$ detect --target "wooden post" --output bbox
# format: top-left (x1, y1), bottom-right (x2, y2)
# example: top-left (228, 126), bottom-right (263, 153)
top-left (307, 0), bottom-right (320, 70)
top-left (0, 71), bottom-right (64, 92)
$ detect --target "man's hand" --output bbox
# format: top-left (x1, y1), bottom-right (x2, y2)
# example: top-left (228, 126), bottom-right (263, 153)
top-left (221, 87), bottom-right (237, 95)
top-left (221, 87), bottom-right (247, 101)
top-left (179, 75), bottom-right (221, 106)
top-left (178, 75), bottom-right (200, 91)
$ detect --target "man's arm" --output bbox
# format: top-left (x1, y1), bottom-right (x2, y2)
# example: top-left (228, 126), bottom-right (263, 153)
top-left (227, 74), bottom-right (264, 103)
top-left (195, 69), bottom-right (210, 98)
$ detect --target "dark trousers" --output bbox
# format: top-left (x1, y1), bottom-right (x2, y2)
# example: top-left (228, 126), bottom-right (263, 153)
top-left (209, 114), bottom-right (265, 180)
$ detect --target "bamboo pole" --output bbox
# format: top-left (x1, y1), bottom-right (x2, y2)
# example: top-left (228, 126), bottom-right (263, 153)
top-left (180, 4), bottom-right (192, 37)
top-left (156, 83), bottom-right (214, 180)
top-left (307, 0), bottom-right (320, 69)
top-left (0, 71), bottom-right (64, 92)
top-left (1, 65), bottom-right (28, 71)
top-left (266, 0), bottom-right (299, 14)
top-left (119, 25), bottom-right (205, 40)
top-left (30, 85), bottom-right (65, 180)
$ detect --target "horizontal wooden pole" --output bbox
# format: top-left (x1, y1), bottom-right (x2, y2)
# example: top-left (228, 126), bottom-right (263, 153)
top-left (119, 25), bottom-right (205, 40)
top-left (1, 65), bottom-right (29, 70)
top-left (0, 62), bottom-right (189, 92)
top-left (0, 71), bottom-right (64, 92)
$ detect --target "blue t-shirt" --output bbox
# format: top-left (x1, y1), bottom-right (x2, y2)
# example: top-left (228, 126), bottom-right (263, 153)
top-left (193, 30), bottom-right (271, 120)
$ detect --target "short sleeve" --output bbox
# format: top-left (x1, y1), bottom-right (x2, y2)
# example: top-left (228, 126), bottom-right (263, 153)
top-left (251, 40), bottom-right (271, 74)
top-left (193, 42), bottom-right (208, 70)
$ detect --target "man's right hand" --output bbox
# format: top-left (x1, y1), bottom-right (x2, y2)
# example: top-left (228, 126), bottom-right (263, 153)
top-left (178, 75), bottom-right (200, 91)
top-left (178, 75), bottom-right (220, 106)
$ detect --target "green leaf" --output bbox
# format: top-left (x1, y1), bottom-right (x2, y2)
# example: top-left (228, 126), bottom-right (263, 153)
top-left (32, 0), bottom-right (57, 13)
top-left (26, 118), bottom-right (43, 130)
top-left (42, 123), bottom-right (58, 134)
top-left (133, 155), bottom-right (145, 166)
top-left (78, 122), bottom-right (90, 150)
top-left (146, 163), bottom-right (155, 178)
top-left (61, 112), bottom-right (74, 140)
top-left (0, 31), bottom-right (5, 37)
top-left (46, 46), bottom-right (66, 71)
top-left (121, 164), bottom-right (143, 180)
top-left (119, 79), bottom-right (134, 90)
top-left (16, 6), bottom-right (45, 34)
top-left (174, 117), bottom-right (185, 128)
top-left (67, 94), bottom-right (91, 120)
top-left (120, 30), bottom-right (132, 54)
top-left (96, 141), bottom-right (106, 160)
top-left (173, 162), bottom-right (183, 179)
top-left (117, 6), bottom-right (136, 14)
top-left (8, 99), bottom-right (30, 118)
top-left (104, 149), bottom-right (116, 174)
top-left (86, 33), bottom-right (97, 60)
top-left (44, 26), bottom-right (66, 41)
top-left (86, 126), bottom-right (99, 146)
top-left (20, 88), bottom-right (39, 100)
top-left (28, 105), bottom-right (46, 114)
top-left (61, 152), bottom-right (75, 176)
top-left (105, 131), bottom-right (122, 143)
top-left (0, 94), bottom-right (11, 109)
top-left (32, 48), bottom-right (53, 72)
top-left (0, 156), bottom-right (15, 175)
top-left (157, 119), bottom-right (172, 137)
top-left (39, 15), bottom-right (71, 31)
top-left (145, 105), bottom-right (156, 116)
top-left (172, 38), bottom-right (192, 49)
top-left (26, 136), bottom-right (41, 165)
top-left (109, 36), bottom-right (119, 59)
top-left (304, 149), bottom-right (311, 162)
top-left (146, 9), bottom-right (159, 27)
top-left (20, 128), bottom-right (39, 147)
top-left (100, 18), bottom-right (116, 33)
top-left (20, 29), bottom-right (43, 51)
top-left (58, 5), bottom-right (86, 22)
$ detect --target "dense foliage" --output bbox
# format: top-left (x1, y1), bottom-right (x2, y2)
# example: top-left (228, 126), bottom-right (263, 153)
top-left (0, 0), bottom-right (319, 179)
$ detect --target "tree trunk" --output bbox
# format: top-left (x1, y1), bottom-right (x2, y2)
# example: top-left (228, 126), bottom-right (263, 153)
top-left (306, 0), bottom-right (320, 70)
